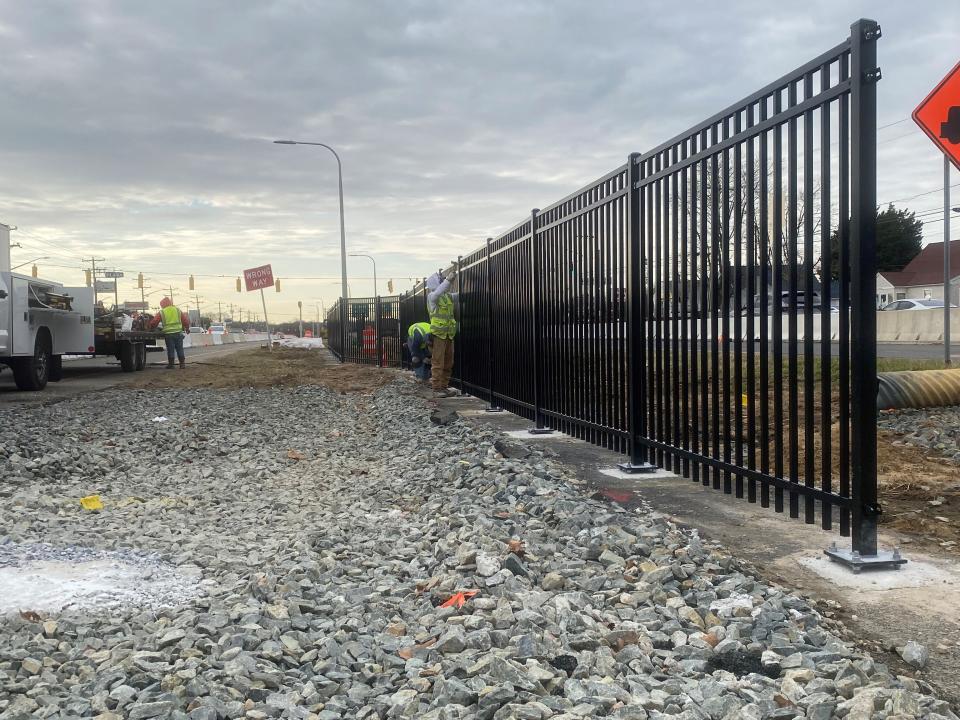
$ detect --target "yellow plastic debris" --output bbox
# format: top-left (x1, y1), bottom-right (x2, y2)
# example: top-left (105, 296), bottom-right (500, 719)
top-left (79, 495), bottom-right (103, 511)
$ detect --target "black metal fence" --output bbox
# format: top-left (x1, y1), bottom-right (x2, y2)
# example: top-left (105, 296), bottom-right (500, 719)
top-left (326, 296), bottom-right (402, 367)
top-left (340, 20), bottom-right (884, 557)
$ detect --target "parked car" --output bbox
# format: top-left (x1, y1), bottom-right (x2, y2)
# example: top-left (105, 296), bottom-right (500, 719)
top-left (881, 298), bottom-right (957, 311)
top-left (188, 326), bottom-right (205, 334)
top-left (749, 291), bottom-right (838, 314)
top-left (208, 324), bottom-right (226, 335)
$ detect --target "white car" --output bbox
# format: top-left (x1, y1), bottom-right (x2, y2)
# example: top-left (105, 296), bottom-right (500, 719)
top-left (208, 324), bottom-right (226, 335)
top-left (881, 299), bottom-right (957, 311)
top-left (188, 326), bottom-right (205, 334)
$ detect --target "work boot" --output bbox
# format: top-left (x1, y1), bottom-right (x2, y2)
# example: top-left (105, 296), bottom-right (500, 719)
top-left (165, 363), bottom-right (175, 370)
top-left (179, 361), bottom-right (186, 369)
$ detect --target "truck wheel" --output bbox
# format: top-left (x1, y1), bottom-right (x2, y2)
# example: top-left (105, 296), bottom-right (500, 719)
top-left (13, 332), bottom-right (51, 391)
top-left (49, 355), bottom-right (64, 382)
top-left (120, 341), bottom-right (135, 372)
top-left (134, 343), bottom-right (146, 371)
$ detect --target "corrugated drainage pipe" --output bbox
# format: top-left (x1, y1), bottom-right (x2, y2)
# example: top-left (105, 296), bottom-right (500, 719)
top-left (877, 369), bottom-right (960, 410)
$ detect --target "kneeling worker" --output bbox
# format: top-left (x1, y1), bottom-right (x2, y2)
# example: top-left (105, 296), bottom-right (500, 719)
top-left (407, 321), bottom-right (432, 383)
top-left (150, 297), bottom-right (191, 369)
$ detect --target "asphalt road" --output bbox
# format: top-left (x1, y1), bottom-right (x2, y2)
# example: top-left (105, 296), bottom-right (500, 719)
top-left (0, 342), bottom-right (258, 405)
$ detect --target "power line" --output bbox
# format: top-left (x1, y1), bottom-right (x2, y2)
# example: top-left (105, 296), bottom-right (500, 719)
top-left (877, 117), bottom-right (910, 131)
top-left (879, 182), bottom-right (960, 206)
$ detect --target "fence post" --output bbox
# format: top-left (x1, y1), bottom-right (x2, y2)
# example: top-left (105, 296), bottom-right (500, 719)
top-left (375, 295), bottom-right (383, 368)
top-left (825, 18), bottom-right (903, 571)
top-left (484, 238), bottom-right (503, 412)
top-left (398, 292), bottom-right (405, 369)
top-left (340, 298), bottom-right (347, 363)
top-left (456, 256), bottom-right (464, 395)
top-left (620, 153), bottom-right (658, 473)
top-left (529, 208), bottom-right (553, 434)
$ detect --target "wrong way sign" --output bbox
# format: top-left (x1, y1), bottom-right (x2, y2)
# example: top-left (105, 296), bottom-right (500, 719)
top-left (913, 60), bottom-right (960, 169)
top-left (243, 264), bottom-right (274, 291)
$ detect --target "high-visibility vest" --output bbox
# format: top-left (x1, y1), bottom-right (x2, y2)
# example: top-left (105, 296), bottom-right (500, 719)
top-left (429, 294), bottom-right (456, 339)
top-left (160, 305), bottom-right (183, 334)
top-left (408, 322), bottom-right (431, 348)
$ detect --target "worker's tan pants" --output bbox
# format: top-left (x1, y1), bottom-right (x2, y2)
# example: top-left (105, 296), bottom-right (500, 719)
top-left (431, 336), bottom-right (455, 391)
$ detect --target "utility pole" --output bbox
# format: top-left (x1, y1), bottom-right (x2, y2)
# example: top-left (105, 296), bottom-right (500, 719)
top-left (83, 257), bottom-right (105, 307)
top-left (169, 285), bottom-right (175, 303)
top-left (218, 301), bottom-right (222, 323)
top-left (298, 300), bottom-right (303, 338)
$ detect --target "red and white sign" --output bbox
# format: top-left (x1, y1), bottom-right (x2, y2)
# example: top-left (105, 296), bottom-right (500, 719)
top-left (243, 264), bottom-right (274, 291)
top-left (913, 60), bottom-right (960, 170)
top-left (304, 329), bottom-right (313, 337)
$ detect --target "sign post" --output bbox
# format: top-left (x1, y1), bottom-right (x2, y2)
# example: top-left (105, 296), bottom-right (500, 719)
top-left (243, 264), bottom-right (275, 351)
top-left (912, 60), bottom-right (960, 366)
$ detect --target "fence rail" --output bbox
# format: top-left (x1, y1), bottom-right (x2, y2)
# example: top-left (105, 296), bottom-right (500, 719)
top-left (337, 20), bottom-right (884, 559)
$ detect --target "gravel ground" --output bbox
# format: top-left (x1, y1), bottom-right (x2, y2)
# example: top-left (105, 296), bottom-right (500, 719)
top-left (878, 407), bottom-right (960, 464)
top-left (1, 380), bottom-right (957, 720)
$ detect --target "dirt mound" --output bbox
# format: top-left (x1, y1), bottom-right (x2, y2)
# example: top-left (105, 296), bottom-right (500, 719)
top-left (133, 347), bottom-right (396, 394)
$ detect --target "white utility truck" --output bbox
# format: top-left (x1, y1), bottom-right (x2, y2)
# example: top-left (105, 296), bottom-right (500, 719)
top-left (0, 225), bottom-right (158, 390)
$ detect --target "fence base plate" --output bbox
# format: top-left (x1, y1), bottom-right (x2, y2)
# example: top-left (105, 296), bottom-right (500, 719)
top-left (485, 406), bottom-right (504, 413)
top-left (617, 461), bottom-right (660, 474)
top-left (823, 544), bottom-right (907, 573)
top-left (527, 427), bottom-right (554, 435)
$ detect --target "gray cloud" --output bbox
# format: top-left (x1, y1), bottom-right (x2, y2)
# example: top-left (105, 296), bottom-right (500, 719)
top-left (1, 0), bottom-right (958, 317)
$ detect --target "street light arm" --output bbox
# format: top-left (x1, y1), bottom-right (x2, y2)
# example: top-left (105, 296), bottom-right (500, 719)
top-left (273, 140), bottom-right (342, 170)
top-left (10, 256), bottom-right (48, 270)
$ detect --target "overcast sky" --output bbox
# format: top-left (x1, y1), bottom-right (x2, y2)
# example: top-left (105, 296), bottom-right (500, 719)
top-left (1, 1), bottom-right (959, 321)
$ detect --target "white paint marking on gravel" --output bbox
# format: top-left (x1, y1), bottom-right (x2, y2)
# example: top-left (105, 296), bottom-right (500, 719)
top-left (0, 555), bottom-right (202, 615)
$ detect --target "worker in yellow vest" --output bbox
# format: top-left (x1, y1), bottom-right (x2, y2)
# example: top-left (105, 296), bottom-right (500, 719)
top-left (407, 321), bottom-right (433, 383)
top-left (426, 269), bottom-right (458, 397)
top-left (149, 297), bottom-right (191, 369)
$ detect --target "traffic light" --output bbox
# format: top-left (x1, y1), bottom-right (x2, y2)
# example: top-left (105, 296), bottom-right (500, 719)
top-left (297, 300), bottom-right (302, 309)
top-left (32, 265), bottom-right (38, 278)
top-left (388, 279), bottom-right (394, 293)
top-left (137, 273), bottom-right (144, 289)
top-left (189, 275), bottom-right (195, 291)
top-left (276, 278), bottom-right (281, 292)
top-left (85, 270), bottom-right (92, 287)
top-left (236, 277), bottom-right (241, 292)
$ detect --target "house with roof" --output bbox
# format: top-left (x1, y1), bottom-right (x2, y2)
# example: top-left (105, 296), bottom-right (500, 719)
top-left (876, 239), bottom-right (960, 308)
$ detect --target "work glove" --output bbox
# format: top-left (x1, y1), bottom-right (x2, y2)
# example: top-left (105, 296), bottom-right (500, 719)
top-left (445, 270), bottom-right (456, 283)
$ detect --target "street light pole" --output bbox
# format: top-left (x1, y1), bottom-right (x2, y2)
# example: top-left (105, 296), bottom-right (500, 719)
top-left (348, 253), bottom-right (378, 297)
top-left (274, 139), bottom-right (349, 358)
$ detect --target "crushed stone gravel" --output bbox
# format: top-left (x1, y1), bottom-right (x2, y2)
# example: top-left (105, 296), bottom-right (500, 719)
top-left (0, 379), bottom-right (956, 720)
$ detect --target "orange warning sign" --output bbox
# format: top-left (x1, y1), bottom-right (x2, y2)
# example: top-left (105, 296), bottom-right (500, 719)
top-left (913, 60), bottom-right (960, 170)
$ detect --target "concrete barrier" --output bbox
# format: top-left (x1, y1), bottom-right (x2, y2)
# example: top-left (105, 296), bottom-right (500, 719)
top-left (876, 308), bottom-right (960, 343)
top-left (184, 333), bottom-right (271, 349)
